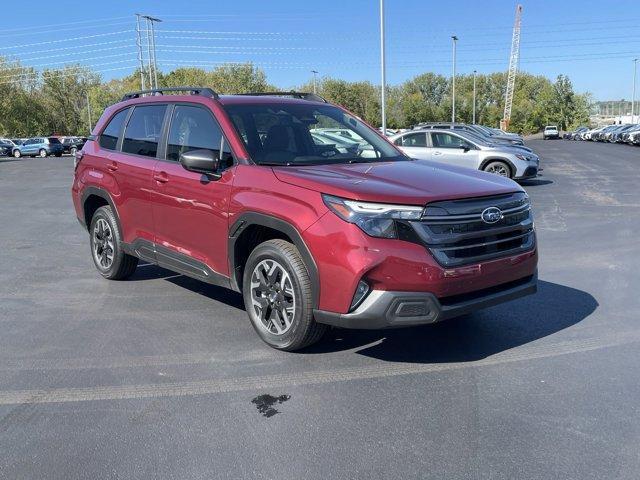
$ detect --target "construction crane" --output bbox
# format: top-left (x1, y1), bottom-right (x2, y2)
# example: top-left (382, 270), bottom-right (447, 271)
top-left (501, 4), bottom-right (523, 131)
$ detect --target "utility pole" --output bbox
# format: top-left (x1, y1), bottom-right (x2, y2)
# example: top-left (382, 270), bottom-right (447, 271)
top-left (451, 36), bottom-right (458, 123)
top-left (632, 58), bottom-right (638, 123)
top-left (472, 70), bottom-right (477, 124)
top-left (311, 70), bottom-right (318, 94)
top-left (135, 14), bottom-right (146, 90)
top-left (141, 15), bottom-right (162, 90)
top-left (379, 0), bottom-right (387, 134)
top-left (86, 91), bottom-right (92, 133)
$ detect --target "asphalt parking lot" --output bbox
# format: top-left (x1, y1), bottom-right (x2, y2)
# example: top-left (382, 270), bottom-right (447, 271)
top-left (1, 140), bottom-right (639, 479)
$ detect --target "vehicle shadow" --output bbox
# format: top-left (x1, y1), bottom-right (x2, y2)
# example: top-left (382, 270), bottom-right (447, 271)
top-left (519, 178), bottom-right (553, 187)
top-left (304, 280), bottom-right (598, 363)
top-left (129, 263), bottom-right (245, 309)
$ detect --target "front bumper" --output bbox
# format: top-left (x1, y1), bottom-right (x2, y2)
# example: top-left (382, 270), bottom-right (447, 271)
top-left (314, 272), bottom-right (537, 329)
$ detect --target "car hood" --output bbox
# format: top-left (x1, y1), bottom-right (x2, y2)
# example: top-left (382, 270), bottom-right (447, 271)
top-left (272, 160), bottom-right (521, 205)
top-left (483, 144), bottom-right (534, 155)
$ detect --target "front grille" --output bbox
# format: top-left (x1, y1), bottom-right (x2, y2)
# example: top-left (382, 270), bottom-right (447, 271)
top-left (410, 192), bottom-right (535, 268)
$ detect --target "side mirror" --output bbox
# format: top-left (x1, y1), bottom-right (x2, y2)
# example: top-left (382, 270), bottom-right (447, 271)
top-left (179, 149), bottom-right (220, 177)
top-left (460, 144), bottom-right (471, 152)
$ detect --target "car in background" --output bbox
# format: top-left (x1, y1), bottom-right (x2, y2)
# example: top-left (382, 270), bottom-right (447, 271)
top-left (592, 125), bottom-right (619, 142)
top-left (60, 136), bottom-right (87, 155)
top-left (543, 126), bottom-right (560, 140)
top-left (390, 128), bottom-right (539, 180)
top-left (0, 138), bottom-right (16, 156)
top-left (565, 127), bottom-right (589, 140)
top-left (12, 137), bottom-right (64, 158)
top-left (413, 122), bottom-right (527, 147)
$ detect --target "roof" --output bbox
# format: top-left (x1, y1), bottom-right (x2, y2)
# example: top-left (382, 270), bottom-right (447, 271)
top-left (216, 95), bottom-right (327, 106)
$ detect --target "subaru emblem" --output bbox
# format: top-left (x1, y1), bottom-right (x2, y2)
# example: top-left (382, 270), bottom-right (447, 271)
top-left (481, 207), bottom-right (503, 224)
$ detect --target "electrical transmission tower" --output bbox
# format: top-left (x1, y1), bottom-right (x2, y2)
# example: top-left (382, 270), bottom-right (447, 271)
top-left (134, 14), bottom-right (162, 91)
top-left (501, 4), bottom-right (522, 131)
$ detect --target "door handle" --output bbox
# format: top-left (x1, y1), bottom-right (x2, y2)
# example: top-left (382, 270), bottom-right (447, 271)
top-left (153, 171), bottom-right (169, 183)
top-left (433, 151), bottom-right (443, 156)
top-left (106, 161), bottom-right (118, 171)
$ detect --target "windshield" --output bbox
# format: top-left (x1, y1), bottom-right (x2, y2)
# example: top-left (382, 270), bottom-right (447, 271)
top-left (223, 102), bottom-right (405, 166)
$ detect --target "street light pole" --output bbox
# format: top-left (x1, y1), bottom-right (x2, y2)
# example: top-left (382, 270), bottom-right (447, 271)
top-left (379, 0), bottom-right (387, 134)
top-left (632, 59), bottom-right (638, 123)
top-left (311, 70), bottom-right (318, 94)
top-left (451, 35), bottom-right (458, 123)
top-left (472, 69), bottom-right (477, 125)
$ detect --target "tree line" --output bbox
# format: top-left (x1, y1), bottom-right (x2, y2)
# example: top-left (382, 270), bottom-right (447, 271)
top-left (0, 57), bottom-right (591, 137)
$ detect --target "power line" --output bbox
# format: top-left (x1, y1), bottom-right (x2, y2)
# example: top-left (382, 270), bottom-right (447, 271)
top-left (1, 31), bottom-right (132, 50)
top-left (0, 16), bottom-right (130, 34)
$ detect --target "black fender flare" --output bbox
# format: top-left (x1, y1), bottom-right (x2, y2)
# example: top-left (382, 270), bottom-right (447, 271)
top-left (228, 212), bottom-right (320, 308)
top-left (80, 186), bottom-right (121, 231)
top-left (479, 157), bottom-right (517, 177)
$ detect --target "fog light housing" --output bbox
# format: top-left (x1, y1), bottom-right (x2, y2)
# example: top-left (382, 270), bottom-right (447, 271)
top-left (350, 280), bottom-right (370, 311)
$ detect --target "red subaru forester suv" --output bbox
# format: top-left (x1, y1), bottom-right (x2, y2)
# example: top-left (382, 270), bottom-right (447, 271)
top-left (72, 87), bottom-right (537, 351)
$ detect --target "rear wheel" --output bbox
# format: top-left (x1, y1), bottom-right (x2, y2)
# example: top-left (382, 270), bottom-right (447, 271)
top-left (483, 160), bottom-right (512, 178)
top-left (12, 149), bottom-right (20, 158)
top-left (70, 146), bottom-right (77, 156)
top-left (38, 149), bottom-right (47, 158)
top-left (242, 239), bottom-right (326, 351)
top-left (89, 206), bottom-right (138, 280)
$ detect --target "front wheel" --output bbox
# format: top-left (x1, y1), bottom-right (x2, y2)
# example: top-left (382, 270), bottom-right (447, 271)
top-left (89, 206), bottom-right (138, 280)
top-left (38, 149), bottom-right (47, 158)
top-left (12, 149), bottom-right (21, 158)
top-left (483, 160), bottom-right (512, 178)
top-left (242, 239), bottom-right (326, 351)
top-left (70, 147), bottom-right (77, 156)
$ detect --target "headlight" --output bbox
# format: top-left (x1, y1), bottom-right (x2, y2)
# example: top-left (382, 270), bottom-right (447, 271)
top-left (322, 194), bottom-right (423, 238)
top-left (515, 154), bottom-right (531, 161)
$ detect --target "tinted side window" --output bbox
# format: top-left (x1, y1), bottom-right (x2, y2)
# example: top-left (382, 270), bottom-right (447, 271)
top-left (122, 105), bottom-right (166, 157)
top-left (99, 108), bottom-right (129, 150)
top-left (400, 133), bottom-right (427, 147)
top-left (432, 132), bottom-right (466, 149)
top-left (167, 105), bottom-right (233, 167)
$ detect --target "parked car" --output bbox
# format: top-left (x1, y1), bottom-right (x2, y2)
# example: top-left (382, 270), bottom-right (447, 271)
top-left (390, 129), bottom-right (539, 180)
top-left (412, 122), bottom-right (527, 147)
top-left (543, 126), bottom-right (560, 140)
top-left (0, 138), bottom-right (15, 156)
top-left (566, 127), bottom-right (589, 140)
top-left (61, 136), bottom-right (87, 155)
top-left (72, 87), bottom-right (538, 351)
top-left (12, 137), bottom-right (64, 158)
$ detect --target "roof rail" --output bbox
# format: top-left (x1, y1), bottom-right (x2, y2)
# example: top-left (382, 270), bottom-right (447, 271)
top-left (235, 91), bottom-right (328, 103)
top-left (121, 86), bottom-right (219, 102)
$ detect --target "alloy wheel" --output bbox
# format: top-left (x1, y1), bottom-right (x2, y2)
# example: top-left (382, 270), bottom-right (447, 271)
top-left (92, 218), bottom-right (115, 269)
top-left (39, 149), bottom-right (46, 157)
top-left (250, 259), bottom-right (296, 335)
top-left (486, 164), bottom-right (510, 177)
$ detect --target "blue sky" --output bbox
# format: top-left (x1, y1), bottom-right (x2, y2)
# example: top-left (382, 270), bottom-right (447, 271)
top-left (2, 0), bottom-right (638, 100)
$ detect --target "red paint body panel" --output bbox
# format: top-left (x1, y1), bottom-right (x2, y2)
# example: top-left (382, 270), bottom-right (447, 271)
top-left (303, 211), bottom-right (537, 313)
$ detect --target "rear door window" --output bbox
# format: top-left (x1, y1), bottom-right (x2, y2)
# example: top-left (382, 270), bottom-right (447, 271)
top-left (99, 108), bottom-right (130, 150)
top-left (399, 133), bottom-right (427, 147)
top-left (122, 105), bottom-right (166, 157)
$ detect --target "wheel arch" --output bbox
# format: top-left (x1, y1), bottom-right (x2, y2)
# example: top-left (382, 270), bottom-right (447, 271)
top-left (479, 157), bottom-right (516, 177)
top-left (80, 187), bottom-right (121, 233)
top-left (228, 212), bottom-right (320, 308)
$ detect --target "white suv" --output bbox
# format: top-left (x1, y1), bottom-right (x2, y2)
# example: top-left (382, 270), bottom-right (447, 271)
top-left (543, 126), bottom-right (560, 140)
top-left (390, 129), bottom-right (540, 180)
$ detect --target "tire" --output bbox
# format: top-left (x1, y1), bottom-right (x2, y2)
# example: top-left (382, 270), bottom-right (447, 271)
top-left (70, 147), bottom-right (77, 156)
top-left (483, 160), bottom-right (512, 178)
top-left (55, 152), bottom-right (62, 157)
top-left (12, 149), bottom-right (20, 158)
top-left (38, 149), bottom-right (47, 158)
top-left (242, 239), bottom-right (326, 351)
top-left (89, 205), bottom-right (138, 280)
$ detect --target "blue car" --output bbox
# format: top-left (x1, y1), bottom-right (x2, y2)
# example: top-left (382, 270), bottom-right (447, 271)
top-left (12, 137), bottom-right (64, 158)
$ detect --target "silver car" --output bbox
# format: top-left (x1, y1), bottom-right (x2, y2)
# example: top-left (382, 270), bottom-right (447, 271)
top-left (390, 129), bottom-right (540, 180)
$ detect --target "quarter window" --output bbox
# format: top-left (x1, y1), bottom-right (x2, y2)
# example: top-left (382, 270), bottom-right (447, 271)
top-left (122, 105), bottom-right (166, 157)
top-left (166, 105), bottom-right (233, 168)
top-left (99, 108), bottom-right (129, 150)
